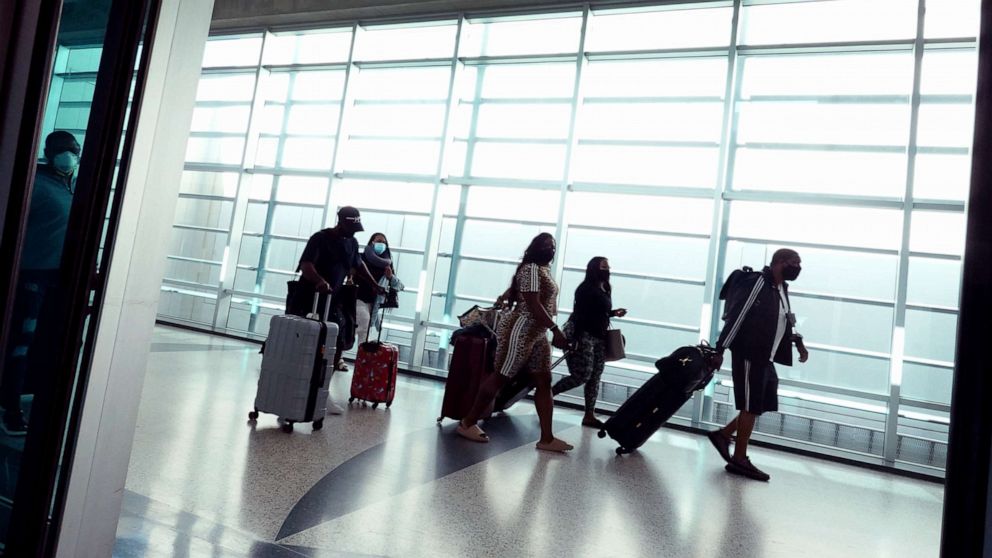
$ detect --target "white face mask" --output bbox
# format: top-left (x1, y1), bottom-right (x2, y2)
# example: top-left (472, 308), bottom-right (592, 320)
top-left (52, 151), bottom-right (79, 176)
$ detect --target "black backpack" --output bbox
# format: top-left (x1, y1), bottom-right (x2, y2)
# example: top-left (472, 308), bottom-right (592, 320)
top-left (718, 266), bottom-right (761, 321)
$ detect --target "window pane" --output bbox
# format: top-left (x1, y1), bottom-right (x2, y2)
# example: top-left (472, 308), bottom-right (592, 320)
top-left (263, 30), bottom-right (353, 65)
top-left (463, 142), bottom-right (565, 180)
top-left (905, 308), bottom-right (958, 362)
top-left (583, 59), bottom-right (727, 98)
top-left (461, 15), bottom-right (582, 57)
top-left (196, 74), bottom-right (256, 102)
top-left (275, 176), bottom-right (328, 205)
top-left (179, 171), bottom-right (239, 198)
top-left (572, 144), bottom-right (719, 187)
top-left (285, 104), bottom-right (340, 136)
top-left (349, 104), bottom-right (446, 137)
top-left (202, 36), bottom-right (263, 67)
top-left (782, 352), bottom-right (891, 395)
top-left (185, 137), bottom-right (245, 165)
top-left (570, 192), bottom-right (713, 236)
top-left (741, 53), bottom-right (914, 97)
top-left (916, 104), bottom-right (976, 148)
top-left (914, 154), bottom-right (971, 201)
top-left (587, 6), bottom-right (732, 51)
top-left (356, 23), bottom-right (456, 61)
top-left (354, 67), bottom-right (451, 100)
top-left (341, 139), bottom-right (440, 174)
top-left (580, 102), bottom-right (723, 142)
top-left (734, 148), bottom-right (907, 197)
top-left (901, 363), bottom-right (953, 406)
top-left (925, 0), bottom-right (981, 38)
top-left (728, 201), bottom-right (903, 250)
top-left (921, 49), bottom-right (978, 96)
top-left (280, 137), bottom-right (335, 170)
top-left (565, 229), bottom-right (710, 281)
top-left (464, 186), bottom-right (560, 222)
top-left (173, 199), bottom-right (234, 229)
top-left (737, 103), bottom-right (909, 146)
top-left (906, 257), bottom-right (962, 309)
top-left (742, 0), bottom-right (916, 45)
top-left (290, 71), bottom-right (346, 101)
top-left (468, 103), bottom-right (572, 139)
top-left (460, 64), bottom-right (575, 99)
top-left (190, 105), bottom-right (251, 134)
top-left (909, 211), bottom-right (965, 256)
top-left (170, 229), bottom-right (228, 262)
top-left (330, 179), bottom-right (437, 214)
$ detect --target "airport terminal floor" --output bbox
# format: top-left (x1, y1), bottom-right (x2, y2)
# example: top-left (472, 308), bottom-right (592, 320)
top-left (111, 326), bottom-right (944, 558)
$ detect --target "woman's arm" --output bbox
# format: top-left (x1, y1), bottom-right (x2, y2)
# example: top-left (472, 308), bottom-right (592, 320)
top-left (522, 292), bottom-right (569, 350)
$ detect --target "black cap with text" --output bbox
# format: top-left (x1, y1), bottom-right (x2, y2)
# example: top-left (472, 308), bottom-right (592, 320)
top-left (337, 206), bottom-right (364, 232)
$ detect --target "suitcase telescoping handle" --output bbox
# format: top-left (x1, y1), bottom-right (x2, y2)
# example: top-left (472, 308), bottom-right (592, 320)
top-left (307, 292), bottom-right (332, 321)
top-left (364, 304), bottom-right (388, 346)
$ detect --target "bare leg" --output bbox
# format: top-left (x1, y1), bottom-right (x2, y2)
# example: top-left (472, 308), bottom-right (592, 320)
top-left (533, 369), bottom-right (555, 444)
top-left (732, 411), bottom-right (757, 460)
top-left (460, 372), bottom-right (508, 428)
top-left (720, 415), bottom-right (739, 439)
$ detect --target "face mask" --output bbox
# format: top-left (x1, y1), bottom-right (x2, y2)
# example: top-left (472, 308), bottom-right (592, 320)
top-left (783, 265), bottom-right (801, 281)
top-left (373, 242), bottom-right (387, 256)
top-left (53, 151), bottom-right (79, 176)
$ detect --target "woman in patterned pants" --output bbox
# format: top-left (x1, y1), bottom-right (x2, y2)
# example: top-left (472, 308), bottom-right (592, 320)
top-left (456, 233), bottom-right (573, 452)
top-left (552, 257), bottom-right (627, 428)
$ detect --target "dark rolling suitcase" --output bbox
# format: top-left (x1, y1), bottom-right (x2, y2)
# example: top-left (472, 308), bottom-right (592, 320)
top-left (598, 343), bottom-right (718, 455)
top-left (436, 333), bottom-right (493, 423)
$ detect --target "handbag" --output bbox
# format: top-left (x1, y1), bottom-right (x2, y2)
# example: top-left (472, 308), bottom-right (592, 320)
top-left (381, 287), bottom-right (400, 309)
top-left (604, 327), bottom-right (626, 362)
top-left (458, 304), bottom-right (501, 333)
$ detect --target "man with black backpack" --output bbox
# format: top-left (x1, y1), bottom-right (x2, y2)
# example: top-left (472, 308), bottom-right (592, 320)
top-left (707, 249), bottom-right (809, 481)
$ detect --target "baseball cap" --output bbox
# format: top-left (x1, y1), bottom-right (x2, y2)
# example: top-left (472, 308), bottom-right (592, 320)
top-left (337, 206), bottom-right (364, 232)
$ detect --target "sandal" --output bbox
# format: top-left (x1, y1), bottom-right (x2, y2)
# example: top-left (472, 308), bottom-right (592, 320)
top-left (456, 422), bottom-right (489, 443)
top-left (535, 438), bottom-right (574, 453)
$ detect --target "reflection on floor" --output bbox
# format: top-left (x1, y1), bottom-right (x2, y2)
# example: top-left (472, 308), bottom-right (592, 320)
top-left (114, 326), bottom-right (944, 558)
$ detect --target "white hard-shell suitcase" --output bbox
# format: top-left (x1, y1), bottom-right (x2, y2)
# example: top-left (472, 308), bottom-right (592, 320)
top-left (250, 295), bottom-right (338, 433)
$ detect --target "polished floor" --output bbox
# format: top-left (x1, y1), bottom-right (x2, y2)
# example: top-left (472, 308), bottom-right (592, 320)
top-left (113, 326), bottom-right (944, 558)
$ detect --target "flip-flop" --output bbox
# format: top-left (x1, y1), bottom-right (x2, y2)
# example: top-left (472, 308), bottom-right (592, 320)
top-left (536, 438), bottom-right (573, 453)
top-left (456, 423), bottom-right (489, 443)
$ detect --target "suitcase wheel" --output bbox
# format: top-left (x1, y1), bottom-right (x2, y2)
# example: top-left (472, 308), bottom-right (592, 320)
top-left (616, 446), bottom-right (632, 456)
top-left (386, 402), bottom-right (392, 409)
top-left (436, 416), bottom-right (443, 424)
top-left (281, 421), bottom-right (294, 434)
top-left (248, 411), bottom-right (259, 421)
top-left (313, 419), bottom-right (324, 431)
top-left (597, 430), bottom-right (606, 439)
top-left (348, 397), bottom-right (355, 403)
top-left (372, 402), bottom-right (379, 410)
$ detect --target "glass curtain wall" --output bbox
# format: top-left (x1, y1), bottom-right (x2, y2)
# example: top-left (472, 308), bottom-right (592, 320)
top-left (157, 0), bottom-right (979, 475)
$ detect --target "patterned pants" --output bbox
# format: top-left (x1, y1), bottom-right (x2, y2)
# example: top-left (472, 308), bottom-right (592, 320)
top-left (494, 312), bottom-right (550, 379)
top-left (552, 320), bottom-right (605, 412)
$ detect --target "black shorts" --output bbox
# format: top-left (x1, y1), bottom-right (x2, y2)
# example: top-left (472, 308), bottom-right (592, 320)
top-left (731, 352), bottom-right (778, 415)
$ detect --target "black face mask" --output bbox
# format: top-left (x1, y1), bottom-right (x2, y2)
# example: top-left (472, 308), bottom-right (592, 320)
top-left (783, 265), bottom-right (801, 281)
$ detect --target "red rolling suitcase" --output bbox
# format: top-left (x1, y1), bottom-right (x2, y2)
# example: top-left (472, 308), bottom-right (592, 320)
top-left (437, 333), bottom-right (493, 423)
top-left (349, 309), bottom-right (399, 409)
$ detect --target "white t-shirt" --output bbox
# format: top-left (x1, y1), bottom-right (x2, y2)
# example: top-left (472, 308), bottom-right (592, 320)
top-left (769, 286), bottom-right (790, 362)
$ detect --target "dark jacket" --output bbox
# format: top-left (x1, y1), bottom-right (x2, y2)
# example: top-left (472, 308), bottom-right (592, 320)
top-left (570, 282), bottom-right (612, 339)
top-left (716, 266), bottom-right (795, 366)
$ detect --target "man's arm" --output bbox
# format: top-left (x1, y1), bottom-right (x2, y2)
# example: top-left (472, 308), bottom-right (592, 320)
top-left (356, 261), bottom-right (386, 294)
top-left (300, 262), bottom-right (331, 293)
top-left (715, 275), bottom-right (765, 353)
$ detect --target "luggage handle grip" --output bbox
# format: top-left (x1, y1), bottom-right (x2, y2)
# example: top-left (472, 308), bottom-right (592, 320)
top-left (307, 292), bottom-right (332, 322)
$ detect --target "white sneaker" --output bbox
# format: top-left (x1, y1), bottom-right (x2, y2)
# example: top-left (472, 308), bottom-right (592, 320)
top-left (327, 400), bottom-right (345, 415)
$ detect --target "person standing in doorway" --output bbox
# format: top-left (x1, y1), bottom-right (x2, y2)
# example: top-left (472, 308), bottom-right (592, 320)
top-left (552, 256), bottom-right (626, 428)
top-left (2, 131), bottom-right (81, 436)
top-left (707, 248), bottom-right (809, 481)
